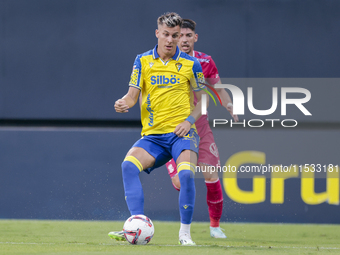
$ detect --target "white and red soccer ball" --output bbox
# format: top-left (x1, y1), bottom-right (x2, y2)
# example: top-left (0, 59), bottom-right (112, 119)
top-left (123, 214), bottom-right (154, 245)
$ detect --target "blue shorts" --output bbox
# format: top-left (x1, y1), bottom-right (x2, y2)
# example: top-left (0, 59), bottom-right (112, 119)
top-left (131, 128), bottom-right (199, 174)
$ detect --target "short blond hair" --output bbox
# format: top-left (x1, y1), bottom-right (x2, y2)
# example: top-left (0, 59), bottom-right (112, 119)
top-left (157, 12), bottom-right (182, 28)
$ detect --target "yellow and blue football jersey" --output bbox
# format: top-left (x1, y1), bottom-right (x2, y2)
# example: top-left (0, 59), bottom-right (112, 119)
top-left (129, 45), bottom-right (206, 136)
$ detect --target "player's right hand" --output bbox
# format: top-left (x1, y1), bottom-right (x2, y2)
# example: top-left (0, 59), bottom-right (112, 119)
top-left (174, 121), bottom-right (191, 137)
top-left (114, 99), bottom-right (129, 113)
top-left (227, 103), bottom-right (239, 122)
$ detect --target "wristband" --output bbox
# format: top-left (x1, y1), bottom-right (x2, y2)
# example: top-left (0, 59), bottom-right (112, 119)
top-left (227, 103), bottom-right (233, 108)
top-left (185, 116), bottom-right (196, 125)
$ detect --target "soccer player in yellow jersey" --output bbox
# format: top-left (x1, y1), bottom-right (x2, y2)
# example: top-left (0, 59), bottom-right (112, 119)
top-left (113, 12), bottom-right (206, 245)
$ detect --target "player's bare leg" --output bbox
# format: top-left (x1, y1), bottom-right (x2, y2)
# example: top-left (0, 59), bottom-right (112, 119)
top-left (166, 159), bottom-right (180, 190)
top-left (125, 146), bottom-right (156, 169)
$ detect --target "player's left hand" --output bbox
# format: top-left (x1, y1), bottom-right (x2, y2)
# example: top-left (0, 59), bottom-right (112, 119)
top-left (227, 103), bottom-right (239, 122)
top-left (174, 121), bottom-right (191, 137)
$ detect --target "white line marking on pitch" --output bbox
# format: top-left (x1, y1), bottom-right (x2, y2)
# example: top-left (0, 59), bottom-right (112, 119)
top-left (1, 242), bottom-right (339, 250)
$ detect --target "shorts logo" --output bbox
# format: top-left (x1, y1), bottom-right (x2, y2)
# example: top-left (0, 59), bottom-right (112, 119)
top-left (209, 143), bottom-right (219, 157)
top-left (183, 132), bottom-right (198, 148)
top-left (175, 63), bottom-right (182, 72)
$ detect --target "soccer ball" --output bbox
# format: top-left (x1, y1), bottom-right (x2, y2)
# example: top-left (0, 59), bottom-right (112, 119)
top-left (123, 214), bottom-right (154, 245)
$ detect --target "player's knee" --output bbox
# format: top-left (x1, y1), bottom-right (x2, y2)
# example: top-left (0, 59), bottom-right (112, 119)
top-left (178, 170), bottom-right (194, 188)
top-left (172, 175), bottom-right (181, 191)
top-left (179, 169), bottom-right (194, 178)
top-left (121, 156), bottom-right (143, 177)
top-left (177, 162), bottom-right (195, 178)
top-left (205, 177), bottom-right (219, 182)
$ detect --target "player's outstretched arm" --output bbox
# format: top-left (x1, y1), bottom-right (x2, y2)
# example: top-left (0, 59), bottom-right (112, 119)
top-left (114, 87), bottom-right (140, 113)
top-left (214, 81), bottom-right (239, 122)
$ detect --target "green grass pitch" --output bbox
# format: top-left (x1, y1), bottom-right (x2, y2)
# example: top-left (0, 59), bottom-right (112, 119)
top-left (0, 220), bottom-right (339, 255)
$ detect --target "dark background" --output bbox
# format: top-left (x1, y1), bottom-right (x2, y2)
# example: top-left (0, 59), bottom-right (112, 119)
top-left (1, 0), bottom-right (340, 121)
top-left (0, 0), bottom-right (339, 223)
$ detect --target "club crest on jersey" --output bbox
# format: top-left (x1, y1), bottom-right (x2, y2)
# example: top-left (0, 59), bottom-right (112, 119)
top-left (149, 62), bottom-right (154, 68)
top-left (175, 62), bottom-right (182, 72)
